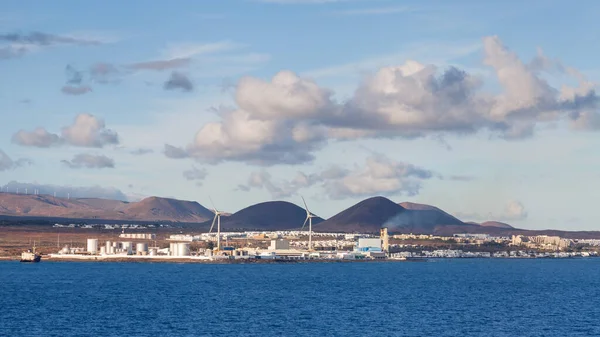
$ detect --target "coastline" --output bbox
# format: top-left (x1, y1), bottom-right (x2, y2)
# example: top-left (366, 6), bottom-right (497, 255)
top-left (3, 255), bottom-right (597, 264)
top-left (1, 254), bottom-right (417, 264)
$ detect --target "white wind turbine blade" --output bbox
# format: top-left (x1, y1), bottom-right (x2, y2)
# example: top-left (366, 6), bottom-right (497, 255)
top-left (301, 196), bottom-right (311, 214)
top-left (209, 196), bottom-right (218, 214)
top-left (300, 216), bottom-right (309, 231)
top-left (209, 214), bottom-right (217, 233)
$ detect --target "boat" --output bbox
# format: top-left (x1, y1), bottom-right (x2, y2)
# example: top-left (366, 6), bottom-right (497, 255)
top-left (20, 246), bottom-right (41, 263)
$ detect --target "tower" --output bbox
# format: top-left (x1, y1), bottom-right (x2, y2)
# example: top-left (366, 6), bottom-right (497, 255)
top-left (380, 227), bottom-right (389, 254)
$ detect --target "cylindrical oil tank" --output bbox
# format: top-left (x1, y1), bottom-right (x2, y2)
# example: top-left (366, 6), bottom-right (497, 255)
top-left (87, 238), bottom-right (99, 254)
top-left (170, 242), bottom-right (177, 256)
top-left (178, 242), bottom-right (190, 256)
top-left (121, 241), bottom-right (132, 255)
top-left (149, 248), bottom-right (157, 256)
top-left (109, 246), bottom-right (115, 254)
top-left (105, 241), bottom-right (111, 251)
top-left (100, 246), bottom-right (107, 255)
top-left (136, 242), bottom-right (148, 253)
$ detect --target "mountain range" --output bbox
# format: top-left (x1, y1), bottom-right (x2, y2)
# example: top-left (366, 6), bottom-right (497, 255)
top-left (2, 193), bottom-right (598, 238)
top-left (0, 194), bottom-right (213, 223)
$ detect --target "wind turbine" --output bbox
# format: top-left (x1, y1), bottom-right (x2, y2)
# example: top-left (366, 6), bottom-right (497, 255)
top-left (208, 197), bottom-right (223, 251)
top-left (300, 196), bottom-right (318, 251)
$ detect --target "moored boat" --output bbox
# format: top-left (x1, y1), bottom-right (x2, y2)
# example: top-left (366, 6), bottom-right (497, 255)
top-left (20, 247), bottom-right (41, 263)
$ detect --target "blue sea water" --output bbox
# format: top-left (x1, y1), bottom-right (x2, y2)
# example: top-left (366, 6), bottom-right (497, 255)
top-left (1, 259), bottom-right (599, 337)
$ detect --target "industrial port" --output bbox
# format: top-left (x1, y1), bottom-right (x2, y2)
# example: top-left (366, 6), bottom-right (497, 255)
top-left (47, 228), bottom-right (393, 262)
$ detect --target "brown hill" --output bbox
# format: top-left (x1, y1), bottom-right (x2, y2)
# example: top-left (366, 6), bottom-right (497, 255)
top-left (216, 201), bottom-right (324, 231)
top-left (0, 194), bottom-right (111, 218)
top-left (122, 197), bottom-right (213, 222)
top-left (76, 198), bottom-right (129, 212)
top-left (0, 194), bottom-right (213, 223)
top-left (479, 221), bottom-right (514, 229)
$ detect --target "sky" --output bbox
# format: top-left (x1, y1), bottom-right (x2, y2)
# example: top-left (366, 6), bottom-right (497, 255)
top-left (1, 0), bottom-right (600, 231)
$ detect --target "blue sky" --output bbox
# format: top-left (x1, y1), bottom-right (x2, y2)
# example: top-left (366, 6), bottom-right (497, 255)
top-left (1, 0), bottom-right (600, 230)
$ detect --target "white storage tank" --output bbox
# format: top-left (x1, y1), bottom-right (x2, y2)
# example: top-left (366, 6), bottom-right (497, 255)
top-left (149, 248), bottom-right (157, 256)
top-left (170, 242), bottom-right (177, 256)
top-left (136, 242), bottom-right (148, 254)
top-left (109, 246), bottom-right (115, 255)
top-left (178, 242), bottom-right (190, 256)
top-left (87, 238), bottom-right (99, 254)
top-left (100, 246), bottom-right (107, 255)
top-left (105, 241), bottom-right (111, 251)
top-left (122, 241), bottom-right (133, 255)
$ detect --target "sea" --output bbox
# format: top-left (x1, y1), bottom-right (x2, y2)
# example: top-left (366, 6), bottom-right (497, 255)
top-left (1, 259), bottom-right (599, 337)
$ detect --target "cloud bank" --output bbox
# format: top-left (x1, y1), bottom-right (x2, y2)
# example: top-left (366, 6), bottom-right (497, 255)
top-left (165, 36), bottom-right (598, 166)
top-left (1, 181), bottom-right (129, 200)
top-left (241, 154), bottom-right (435, 199)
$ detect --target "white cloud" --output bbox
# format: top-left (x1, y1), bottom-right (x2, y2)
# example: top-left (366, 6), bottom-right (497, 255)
top-left (183, 73), bottom-right (333, 165)
top-left (61, 153), bottom-right (115, 169)
top-left (183, 166), bottom-right (208, 186)
top-left (323, 155), bottom-right (434, 199)
top-left (61, 114), bottom-right (119, 147)
top-left (163, 40), bottom-right (243, 60)
top-left (165, 36), bottom-right (598, 166)
top-left (504, 200), bottom-right (528, 220)
top-left (303, 41), bottom-right (481, 79)
top-left (12, 127), bottom-right (62, 147)
top-left (241, 154), bottom-right (435, 199)
top-left (13, 113), bottom-right (119, 148)
top-left (455, 200), bottom-right (528, 222)
top-left (0, 149), bottom-right (31, 171)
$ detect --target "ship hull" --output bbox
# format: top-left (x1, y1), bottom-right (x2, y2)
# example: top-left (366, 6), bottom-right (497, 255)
top-left (20, 256), bottom-right (41, 263)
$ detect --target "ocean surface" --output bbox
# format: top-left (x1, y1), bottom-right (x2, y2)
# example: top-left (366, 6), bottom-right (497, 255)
top-left (1, 259), bottom-right (599, 337)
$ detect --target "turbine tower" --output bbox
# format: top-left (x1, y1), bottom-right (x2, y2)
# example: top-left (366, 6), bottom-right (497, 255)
top-left (300, 196), bottom-right (318, 251)
top-left (208, 198), bottom-right (223, 251)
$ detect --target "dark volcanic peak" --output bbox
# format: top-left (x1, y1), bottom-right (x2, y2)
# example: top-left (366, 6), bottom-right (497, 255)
top-left (318, 196), bottom-right (404, 233)
top-left (220, 201), bottom-right (324, 231)
top-left (318, 197), bottom-right (472, 234)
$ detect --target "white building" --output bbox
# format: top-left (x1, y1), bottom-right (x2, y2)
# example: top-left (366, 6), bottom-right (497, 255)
top-left (269, 239), bottom-right (290, 250)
